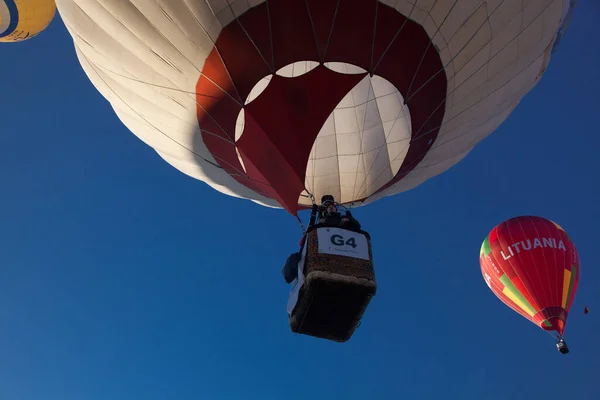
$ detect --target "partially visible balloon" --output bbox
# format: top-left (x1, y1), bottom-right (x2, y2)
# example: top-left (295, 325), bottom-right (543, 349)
top-left (480, 216), bottom-right (580, 336)
top-left (0, 0), bottom-right (56, 43)
top-left (55, 0), bottom-right (576, 214)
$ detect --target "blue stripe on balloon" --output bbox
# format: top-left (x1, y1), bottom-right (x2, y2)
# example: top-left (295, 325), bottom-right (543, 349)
top-left (0, 0), bottom-right (19, 38)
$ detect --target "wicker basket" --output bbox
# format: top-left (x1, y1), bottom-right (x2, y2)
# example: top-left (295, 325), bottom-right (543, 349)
top-left (289, 228), bottom-right (377, 342)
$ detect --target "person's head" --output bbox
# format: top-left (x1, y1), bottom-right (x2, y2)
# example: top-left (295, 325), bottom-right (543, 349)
top-left (321, 195), bottom-right (337, 216)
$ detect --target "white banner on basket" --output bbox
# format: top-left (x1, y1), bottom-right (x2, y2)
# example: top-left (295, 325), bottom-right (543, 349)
top-left (316, 227), bottom-right (370, 261)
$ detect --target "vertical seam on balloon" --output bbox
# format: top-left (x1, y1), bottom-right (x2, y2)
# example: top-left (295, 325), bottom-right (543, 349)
top-left (408, 0), bottom-right (552, 141)
top-left (406, 28), bottom-right (539, 151)
top-left (507, 218), bottom-right (546, 317)
top-left (551, 217), bottom-right (564, 312)
top-left (412, 25), bottom-right (541, 145)
top-left (499, 223), bottom-right (540, 318)
top-left (351, 78), bottom-right (399, 200)
top-left (493, 225), bottom-right (539, 318)
top-left (308, 0), bottom-right (340, 200)
top-left (321, 0), bottom-right (341, 61)
top-left (499, 275), bottom-right (536, 316)
top-left (332, 89), bottom-right (342, 203)
top-left (373, 2), bottom-right (571, 193)
top-left (565, 265), bottom-right (576, 312)
top-left (157, 0), bottom-right (212, 76)
top-left (484, 230), bottom-right (532, 323)
top-left (350, 75), bottom-right (370, 201)
top-left (265, 0), bottom-right (275, 72)
top-left (561, 268), bottom-right (570, 309)
top-left (546, 216), bottom-right (562, 314)
top-left (519, 217), bottom-right (553, 317)
top-left (122, 0), bottom-right (248, 142)
top-left (370, 0), bottom-right (378, 74)
top-left (70, 47), bottom-right (242, 149)
top-left (484, 243), bottom-right (532, 322)
top-left (325, 83), bottom-right (342, 202)
top-left (168, 0), bottom-right (249, 109)
top-left (309, 119), bottom-right (319, 201)
top-left (239, 112), bottom-right (306, 211)
top-left (563, 267), bottom-right (571, 309)
top-left (401, 0), bottom-right (531, 134)
top-left (371, 2), bottom-right (413, 72)
top-left (74, 46), bottom-right (261, 179)
top-left (65, 2), bottom-right (206, 116)
top-left (67, 0), bottom-right (278, 205)
top-left (540, 217), bottom-right (558, 315)
top-left (81, 0), bottom-right (223, 115)
top-left (376, 21), bottom-right (559, 191)
top-left (404, 0), bottom-right (517, 106)
top-left (230, 3), bottom-right (273, 73)
top-left (121, 1), bottom-right (192, 80)
top-left (405, 0), bottom-right (460, 101)
top-left (483, 1), bottom-right (492, 83)
top-left (348, 78), bottom-right (363, 200)
top-left (568, 246), bottom-right (579, 311)
top-left (560, 223), bottom-right (571, 311)
top-left (499, 220), bottom-right (541, 326)
top-left (542, 217), bottom-right (561, 318)
top-left (303, 0), bottom-right (324, 64)
top-left (358, 96), bottom-right (437, 196)
top-left (194, 1), bottom-right (243, 104)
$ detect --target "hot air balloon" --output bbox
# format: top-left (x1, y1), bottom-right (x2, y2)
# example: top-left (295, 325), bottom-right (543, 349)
top-left (0, 0), bottom-right (56, 43)
top-left (54, 0), bottom-right (577, 215)
top-left (55, 0), bottom-right (577, 342)
top-left (480, 216), bottom-right (580, 354)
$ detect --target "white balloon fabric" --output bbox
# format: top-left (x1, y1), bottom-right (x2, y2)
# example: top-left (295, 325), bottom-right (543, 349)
top-left (55, 0), bottom-right (575, 214)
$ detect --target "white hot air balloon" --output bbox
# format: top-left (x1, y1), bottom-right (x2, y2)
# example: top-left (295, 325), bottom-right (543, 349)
top-left (55, 0), bottom-right (576, 214)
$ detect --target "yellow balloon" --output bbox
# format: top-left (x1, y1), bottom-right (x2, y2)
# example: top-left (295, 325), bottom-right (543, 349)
top-left (0, 0), bottom-right (56, 43)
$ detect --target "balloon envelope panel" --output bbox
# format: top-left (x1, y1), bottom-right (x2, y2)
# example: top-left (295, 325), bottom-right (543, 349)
top-left (55, 0), bottom-right (575, 213)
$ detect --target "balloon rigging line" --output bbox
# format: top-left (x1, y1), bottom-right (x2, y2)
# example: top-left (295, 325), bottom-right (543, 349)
top-left (410, 0), bottom-right (553, 141)
top-left (356, 38), bottom-right (554, 198)
top-left (404, 0), bottom-right (459, 98)
top-left (503, 220), bottom-right (552, 328)
top-left (371, 1), bottom-right (416, 72)
top-left (79, 50), bottom-right (279, 191)
top-left (266, 1), bottom-right (276, 71)
top-left (527, 217), bottom-right (561, 313)
top-left (347, 0), bottom-right (549, 198)
top-left (81, 30), bottom-right (551, 209)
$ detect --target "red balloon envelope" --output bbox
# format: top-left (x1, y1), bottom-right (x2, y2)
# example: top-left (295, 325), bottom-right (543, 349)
top-left (479, 216), bottom-right (580, 336)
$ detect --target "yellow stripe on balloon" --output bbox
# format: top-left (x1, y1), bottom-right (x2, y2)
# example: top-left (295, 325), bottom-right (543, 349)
top-left (0, 0), bottom-right (56, 43)
top-left (502, 287), bottom-right (535, 317)
top-left (562, 268), bottom-right (572, 309)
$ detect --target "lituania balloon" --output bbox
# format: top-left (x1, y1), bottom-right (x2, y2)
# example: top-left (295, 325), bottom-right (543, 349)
top-left (480, 216), bottom-right (580, 354)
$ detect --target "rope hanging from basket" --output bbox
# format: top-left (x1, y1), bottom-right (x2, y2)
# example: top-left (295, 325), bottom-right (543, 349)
top-left (295, 190), bottom-right (319, 234)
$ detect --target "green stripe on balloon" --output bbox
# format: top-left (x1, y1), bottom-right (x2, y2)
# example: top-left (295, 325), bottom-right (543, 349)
top-left (499, 275), bottom-right (537, 316)
top-left (481, 236), bottom-right (492, 258)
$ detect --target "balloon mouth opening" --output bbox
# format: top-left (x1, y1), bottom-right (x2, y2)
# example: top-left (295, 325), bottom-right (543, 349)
top-left (539, 315), bottom-right (566, 336)
top-left (235, 61), bottom-right (413, 208)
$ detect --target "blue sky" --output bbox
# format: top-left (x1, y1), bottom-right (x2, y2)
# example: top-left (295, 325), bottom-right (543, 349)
top-left (1, 3), bottom-right (598, 400)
